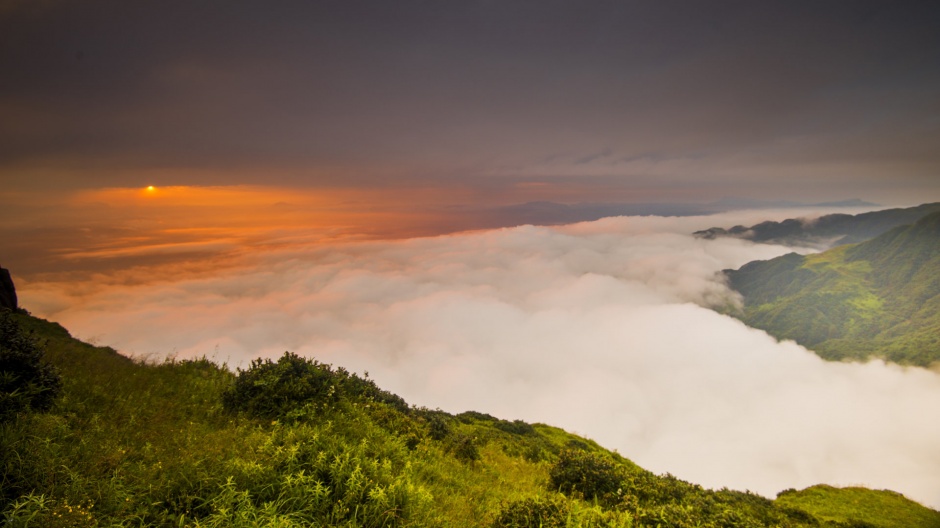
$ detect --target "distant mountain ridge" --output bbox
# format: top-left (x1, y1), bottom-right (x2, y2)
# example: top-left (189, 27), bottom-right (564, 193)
top-left (725, 210), bottom-right (940, 366)
top-left (707, 197), bottom-right (877, 209)
top-left (696, 202), bottom-right (940, 249)
top-left (455, 198), bottom-right (881, 232)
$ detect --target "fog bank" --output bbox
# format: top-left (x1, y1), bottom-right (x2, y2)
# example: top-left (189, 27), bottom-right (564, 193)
top-left (21, 212), bottom-right (940, 508)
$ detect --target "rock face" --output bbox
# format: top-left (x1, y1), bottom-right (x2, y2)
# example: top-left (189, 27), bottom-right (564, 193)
top-left (0, 266), bottom-right (17, 311)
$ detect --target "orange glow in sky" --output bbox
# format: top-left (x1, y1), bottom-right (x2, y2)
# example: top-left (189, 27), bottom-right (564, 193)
top-left (2, 184), bottom-right (494, 278)
top-left (5, 182), bottom-right (712, 279)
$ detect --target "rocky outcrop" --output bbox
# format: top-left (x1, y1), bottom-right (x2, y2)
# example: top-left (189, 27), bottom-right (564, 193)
top-left (0, 265), bottom-right (17, 311)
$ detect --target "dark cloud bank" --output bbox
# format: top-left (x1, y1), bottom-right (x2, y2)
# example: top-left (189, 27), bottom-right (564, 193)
top-left (2, 1), bottom-right (939, 202)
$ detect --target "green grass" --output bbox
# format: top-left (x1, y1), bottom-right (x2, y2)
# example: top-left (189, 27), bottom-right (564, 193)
top-left (776, 485), bottom-right (940, 528)
top-left (3, 311), bottom-right (938, 526)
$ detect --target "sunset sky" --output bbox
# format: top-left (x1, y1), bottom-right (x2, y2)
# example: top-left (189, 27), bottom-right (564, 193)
top-left (3, 0), bottom-right (940, 277)
top-left (3, 0), bottom-right (940, 197)
top-left (4, 1), bottom-right (940, 507)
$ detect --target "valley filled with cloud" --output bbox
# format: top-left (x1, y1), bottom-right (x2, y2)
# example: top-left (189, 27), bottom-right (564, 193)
top-left (20, 210), bottom-right (940, 508)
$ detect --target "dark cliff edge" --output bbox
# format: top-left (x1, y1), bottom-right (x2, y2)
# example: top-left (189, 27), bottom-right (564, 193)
top-left (0, 266), bottom-right (17, 311)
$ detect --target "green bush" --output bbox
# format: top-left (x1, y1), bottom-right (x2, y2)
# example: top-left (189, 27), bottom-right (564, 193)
top-left (221, 351), bottom-right (407, 419)
top-left (494, 419), bottom-right (536, 436)
top-left (449, 433), bottom-right (481, 463)
top-left (548, 450), bottom-right (623, 503)
top-left (221, 352), bottom-right (339, 418)
top-left (829, 521), bottom-right (878, 528)
top-left (458, 410), bottom-right (499, 423)
top-left (0, 310), bottom-right (61, 423)
top-left (491, 497), bottom-right (569, 528)
top-left (424, 410), bottom-right (452, 441)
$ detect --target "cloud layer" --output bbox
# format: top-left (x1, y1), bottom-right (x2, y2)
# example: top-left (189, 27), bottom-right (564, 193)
top-left (21, 212), bottom-right (940, 508)
top-left (3, 2), bottom-right (940, 203)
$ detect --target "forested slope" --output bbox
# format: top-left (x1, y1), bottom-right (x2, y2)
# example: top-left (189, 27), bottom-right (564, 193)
top-left (725, 211), bottom-right (940, 366)
top-left (696, 202), bottom-right (940, 248)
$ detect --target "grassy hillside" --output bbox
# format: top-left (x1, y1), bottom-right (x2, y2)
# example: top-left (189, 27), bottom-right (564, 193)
top-left (777, 486), bottom-right (940, 528)
top-left (725, 211), bottom-right (940, 366)
top-left (2, 310), bottom-right (939, 527)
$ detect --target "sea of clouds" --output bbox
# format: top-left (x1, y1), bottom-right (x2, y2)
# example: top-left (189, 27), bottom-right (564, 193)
top-left (21, 211), bottom-right (940, 508)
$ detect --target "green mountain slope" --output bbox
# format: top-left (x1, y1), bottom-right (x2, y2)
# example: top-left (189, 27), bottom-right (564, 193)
top-left (3, 310), bottom-right (938, 526)
top-left (777, 486), bottom-right (940, 528)
top-left (695, 202), bottom-right (940, 248)
top-left (725, 211), bottom-right (940, 366)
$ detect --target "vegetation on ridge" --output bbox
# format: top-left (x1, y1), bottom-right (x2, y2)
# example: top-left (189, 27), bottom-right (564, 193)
top-left (725, 211), bottom-right (940, 366)
top-left (2, 309), bottom-right (938, 526)
top-left (0, 311), bottom-right (61, 423)
top-left (695, 202), bottom-right (940, 249)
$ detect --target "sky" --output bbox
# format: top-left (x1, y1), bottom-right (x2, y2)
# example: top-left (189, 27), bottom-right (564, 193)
top-left (3, 0), bottom-right (940, 510)
top-left (1, 0), bottom-right (939, 206)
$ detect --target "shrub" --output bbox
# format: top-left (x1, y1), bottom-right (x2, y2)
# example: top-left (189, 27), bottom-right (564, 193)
top-left (222, 352), bottom-right (339, 418)
top-left (491, 497), bottom-right (569, 528)
top-left (221, 351), bottom-right (408, 419)
top-left (457, 410), bottom-right (498, 423)
top-left (548, 450), bottom-right (623, 503)
top-left (625, 472), bottom-right (694, 505)
top-left (449, 433), bottom-right (481, 463)
top-left (494, 419), bottom-right (536, 436)
top-left (0, 310), bottom-right (61, 423)
top-left (424, 411), bottom-right (452, 441)
top-left (830, 521), bottom-right (878, 528)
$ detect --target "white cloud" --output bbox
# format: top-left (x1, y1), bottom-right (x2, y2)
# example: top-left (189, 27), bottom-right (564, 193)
top-left (20, 211), bottom-right (940, 509)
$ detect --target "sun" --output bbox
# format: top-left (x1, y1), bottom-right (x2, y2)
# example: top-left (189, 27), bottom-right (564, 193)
top-left (146, 185), bottom-right (156, 192)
